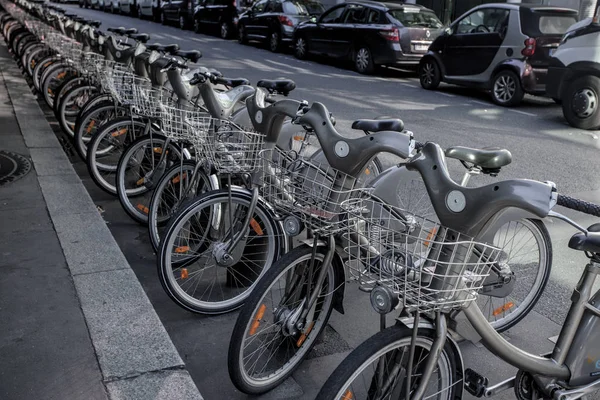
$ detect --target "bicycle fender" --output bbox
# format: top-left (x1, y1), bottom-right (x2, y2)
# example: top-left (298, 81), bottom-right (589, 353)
top-left (395, 318), bottom-right (465, 399)
top-left (298, 239), bottom-right (346, 315)
top-left (476, 207), bottom-right (543, 244)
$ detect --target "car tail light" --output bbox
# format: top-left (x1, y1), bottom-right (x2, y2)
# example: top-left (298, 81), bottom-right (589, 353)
top-left (521, 37), bottom-right (536, 57)
top-left (278, 15), bottom-right (293, 26)
top-left (379, 28), bottom-right (399, 42)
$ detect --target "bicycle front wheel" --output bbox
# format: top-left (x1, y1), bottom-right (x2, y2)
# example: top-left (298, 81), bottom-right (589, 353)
top-left (228, 245), bottom-right (337, 394)
top-left (158, 189), bottom-right (285, 314)
top-left (316, 325), bottom-right (458, 400)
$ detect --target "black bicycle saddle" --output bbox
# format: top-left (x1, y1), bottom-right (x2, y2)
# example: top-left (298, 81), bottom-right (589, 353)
top-left (352, 118), bottom-right (404, 133)
top-left (64, 13), bottom-right (77, 18)
top-left (257, 79), bottom-right (295, 95)
top-left (146, 43), bottom-right (179, 53)
top-left (107, 26), bottom-right (126, 35)
top-left (569, 223), bottom-right (600, 254)
top-left (445, 146), bottom-right (512, 170)
top-left (89, 20), bottom-right (101, 28)
top-left (174, 50), bottom-right (202, 63)
top-left (220, 77), bottom-right (250, 87)
top-left (128, 33), bottom-right (150, 43)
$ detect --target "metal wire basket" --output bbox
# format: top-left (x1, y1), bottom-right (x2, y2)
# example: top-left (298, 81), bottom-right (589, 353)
top-left (159, 103), bottom-right (208, 143)
top-left (80, 51), bottom-right (103, 79)
top-left (260, 147), bottom-right (359, 233)
top-left (341, 195), bottom-right (502, 312)
top-left (200, 123), bottom-right (265, 174)
top-left (103, 63), bottom-right (135, 105)
top-left (132, 83), bottom-right (176, 119)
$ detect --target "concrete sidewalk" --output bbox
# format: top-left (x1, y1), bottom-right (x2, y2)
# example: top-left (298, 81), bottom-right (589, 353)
top-left (0, 38), bottom-right (202, 399)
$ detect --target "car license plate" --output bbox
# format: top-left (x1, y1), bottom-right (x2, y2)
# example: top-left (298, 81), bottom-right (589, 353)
top-left (415, 44), bottom-right (429, 52)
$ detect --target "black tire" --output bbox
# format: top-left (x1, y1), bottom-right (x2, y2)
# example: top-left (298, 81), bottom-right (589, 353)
top-left (137, 4), bottom-right (143, 18)
top-left (57, 83), bottom-right (98, 138)
top-left (562, 75), bottom-right (600, 130)
top-left (552, 97), bottom-right (562, 105)
top-left (354, 45), bottom-right (374, 74)
top-left (316, 325), bottom-right (459, 400)
top-left (52, 75), bottom-right (82, 116)
top-left (293, 35), bottom-right (308, 60)
top-left (160, 10), bottom-right (167, 24)
top-left (193, 18), bottom-right (201, 33)
top-left (228, 245), bottom-right (337, 394)
top-left (419, 57), bottom-right (441, 90)
top-left (115, 135), bottom-right (182, 225)
top-left (219, 21), bottom-right (230, 39)
top-left (238, 24), bottom-right (247, 44)
top-left (481, 218), bottom-right (552, 333)
top-left (268, 30), bottom-right (280, 53)
top-left (490, 69), bottom-right (524, 107)
top-left (147, 160), bottom-right (213, 252)
top-left (157, 189), bottom-right (285, 314)
top-left (86, 117), bottom-right (149, 195)
top-left (74, 101), bottom-right (128, 162)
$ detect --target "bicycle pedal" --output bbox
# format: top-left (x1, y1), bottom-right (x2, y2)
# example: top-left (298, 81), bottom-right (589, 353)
top-left (464, 368), bottom-right (489, 398)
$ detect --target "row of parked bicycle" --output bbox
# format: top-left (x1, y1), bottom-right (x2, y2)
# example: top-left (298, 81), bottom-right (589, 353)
top-left (5, 0), bottom-right (600, 398)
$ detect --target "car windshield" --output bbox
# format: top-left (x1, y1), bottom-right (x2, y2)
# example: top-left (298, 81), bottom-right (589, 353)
top-left (283, 0), bottom-right (324, 15)
top-left (387, 7), bottom-right (443, 28)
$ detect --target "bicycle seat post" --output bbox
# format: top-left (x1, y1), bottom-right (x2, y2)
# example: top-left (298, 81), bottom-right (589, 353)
top-left (460, 165), bottom-right (481, 187)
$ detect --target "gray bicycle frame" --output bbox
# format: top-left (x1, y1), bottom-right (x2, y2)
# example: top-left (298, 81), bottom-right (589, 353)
top-left (383, 143), bottom-right (600, 399)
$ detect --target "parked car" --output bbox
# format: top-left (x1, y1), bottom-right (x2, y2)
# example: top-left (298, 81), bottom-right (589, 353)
top-left (136, 0), bottom-right (161, 20)
top-left (418, 3), bottom-right (578, 106)
top-left (547, 15), bottom-right (600, 129)
top-left (79, 0), bottom-right (99, 8)
top-left (193, 0), bottom-right (247, 39)
top-left (105, 0), bottom-right (120, 12)
top-left (160, 0), bottom-right (196, 29)
top-left (119, 0), bottom-right (137, 15)
top-left (237, 0), bottom-right (325, 52)
top-left (292, 1), bottom-right (443, 74)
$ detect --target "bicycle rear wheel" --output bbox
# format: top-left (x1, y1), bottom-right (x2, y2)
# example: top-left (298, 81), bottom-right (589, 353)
top-left (158, 188), bottom-right (285, 314)
top-left (74, 102), bottom-right (129, 162)
top-left (316, 325), bottom-right (458, 400)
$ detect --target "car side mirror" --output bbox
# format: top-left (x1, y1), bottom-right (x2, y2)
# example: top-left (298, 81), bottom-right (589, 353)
top-left (311, 16), bottom-right (317, 23)
top-left (444, 27), bottom-right (452, 35)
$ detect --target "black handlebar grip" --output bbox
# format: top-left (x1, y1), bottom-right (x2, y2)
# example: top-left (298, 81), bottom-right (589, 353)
top-left (414, 141), bottom-right (425, 151)
top-left (557, 194), bottom-right (600, 217)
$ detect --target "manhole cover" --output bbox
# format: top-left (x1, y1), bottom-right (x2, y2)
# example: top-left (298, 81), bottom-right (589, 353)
top-left (0, 150), bottom-right (31, 186)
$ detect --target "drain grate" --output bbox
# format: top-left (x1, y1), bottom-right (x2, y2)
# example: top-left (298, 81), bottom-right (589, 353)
top-left (0, 150), bottom-right (31, 186)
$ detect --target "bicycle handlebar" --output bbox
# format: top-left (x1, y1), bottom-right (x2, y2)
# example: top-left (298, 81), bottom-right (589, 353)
top-left (556, 194), bottom-right (600, 218)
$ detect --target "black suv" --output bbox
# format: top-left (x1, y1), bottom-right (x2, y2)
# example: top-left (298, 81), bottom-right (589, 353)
top-left (237, 0), bottom-right (325, 52)
top-left (160, 0), bottom-right (196, 29)
top-left (293, 1), bottom-right (443, 74)
top-left (193, 0), bottom-right (248, 38)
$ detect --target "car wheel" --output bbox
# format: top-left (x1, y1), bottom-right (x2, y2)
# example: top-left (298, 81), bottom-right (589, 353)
top-left (552, 97), bottom-right (562, 105)
top-left (354, 46), bottom-right (374, 74)
top-left (238, 24), bottom-right (247, 44)
top-left (268, 31), bottom-right (281, 52)
top-left (137, 4), bottom-right (143, 18)
top-left (419, 58), bottom-right (441, 90)
top-left (179, 14), bottom-right (187, 30)
top-left (161, 11), bottom-right (167, 24)
top-left (193, 19), bottom-right (201, 33)
top-left (491, 70), bottom-right (524, 107)
top-left (562, 75), bottom-right (600, 130)
top-left (220, 21), bottom-right (229, 39)
top-left (294, 35), bottom-right (307, 60)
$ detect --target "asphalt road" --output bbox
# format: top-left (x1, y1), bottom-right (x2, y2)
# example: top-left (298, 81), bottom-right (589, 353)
top-left (52, 5), bottom-right (600, 399)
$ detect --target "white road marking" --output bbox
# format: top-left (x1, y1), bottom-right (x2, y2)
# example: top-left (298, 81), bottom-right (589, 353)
top-left (163, 33), bottom-right (183, 41)
top-left (472, 100), bottom-right (490, 106)
top-left (439, 92), bottom-right (455, 98)
top-left (190, 37), bottom-right (205, 43)
top-left (400, 82), bottom-right (414, 88)
top-left (151, 34), bottom-right (165, 40)
top-left (508, 109), bottom-right (538, 117)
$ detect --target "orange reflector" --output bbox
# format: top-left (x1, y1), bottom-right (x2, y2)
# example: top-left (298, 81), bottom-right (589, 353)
top-left (249, 218), bottom-right (264, 236)
top-left (86, 120), bottom-right (96, 133)
top-left (424, 227), bottom-right (438, 247)
top-left (57, 71), bottom-right (66, 80)
top-left (492, 302), bottom-right (515, 317)
top-left (153, 147), bottom-right (163, 154)
top-left (342, 390), bottom-right (353, 400)
top-left (249, 304), bottom-right (266, 336)
top-left (47, 88), bottom-right (53, 95)
top-left (175, 246), bottom-right (190, 254)
top-left (296, 321), bottom-right (315, 347)
top-left (136, 177), bottom-right (145, 186)
top-left (43, 61), bottom-right (52, 68)
top-left (172, 173), bottom-right (187, 184)
top-left (111, 128), bottom-right (127, 137)
top-left (136, 204), bottom-right (149, 214)
top-left (364, 168), bottom-right (371, 175)
top-left (293, 135), bottom-right (304, 141)
top-left (180, 268), bottom-right (189, 279)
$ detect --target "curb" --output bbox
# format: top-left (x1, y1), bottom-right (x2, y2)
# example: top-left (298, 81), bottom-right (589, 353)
top-left (0, 40), bottom-right (203, 400)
